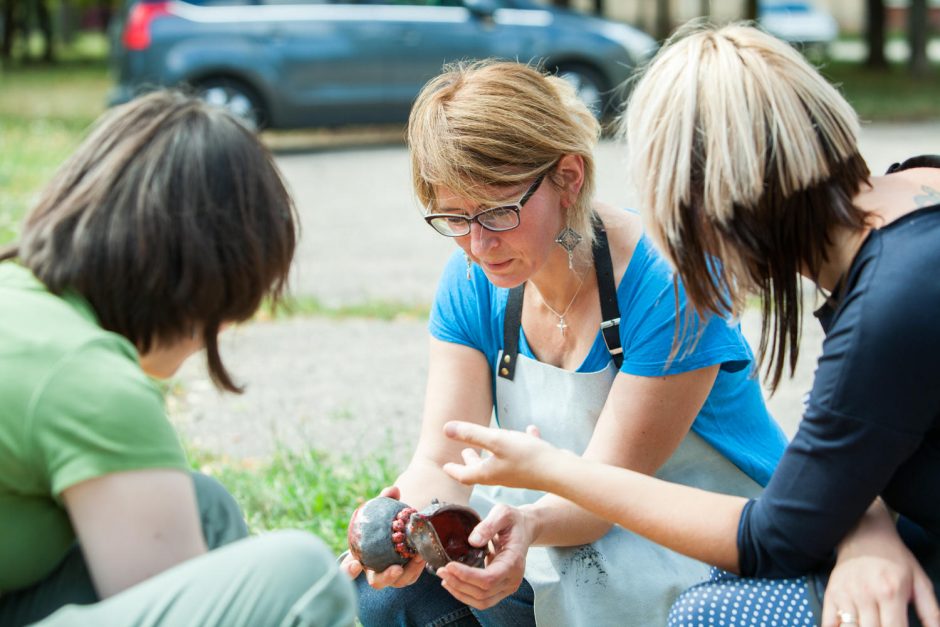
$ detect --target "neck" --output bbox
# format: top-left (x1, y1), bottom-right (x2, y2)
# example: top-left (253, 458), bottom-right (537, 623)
top-left (813, 224), bottom-right (869, 293)
top-left (529, 247), bottom-right (592, 312)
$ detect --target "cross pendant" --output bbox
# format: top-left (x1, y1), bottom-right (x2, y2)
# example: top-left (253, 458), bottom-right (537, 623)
top-left (556, 317), bottom-right (568, 335)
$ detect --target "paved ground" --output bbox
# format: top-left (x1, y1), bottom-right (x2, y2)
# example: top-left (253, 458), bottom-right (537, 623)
top-left (170, 121), bottom-right (940, 463)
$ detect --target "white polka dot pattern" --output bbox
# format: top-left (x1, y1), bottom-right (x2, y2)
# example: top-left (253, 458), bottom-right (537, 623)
top-left (667, 567), bottom-right (817, 626)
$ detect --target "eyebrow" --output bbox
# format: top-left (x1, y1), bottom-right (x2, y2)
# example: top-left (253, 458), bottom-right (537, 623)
top-left (434, 183), bottom-right (529, 215)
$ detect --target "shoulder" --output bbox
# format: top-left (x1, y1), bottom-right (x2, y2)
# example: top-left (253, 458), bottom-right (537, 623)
top-left (29, 338), bottom-right (186, 497)
top-left (593, 204), bottom-right (643, 286)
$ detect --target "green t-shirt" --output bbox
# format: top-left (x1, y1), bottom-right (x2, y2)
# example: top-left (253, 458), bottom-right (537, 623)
top-left (0, 263), bottom-right (188, 593)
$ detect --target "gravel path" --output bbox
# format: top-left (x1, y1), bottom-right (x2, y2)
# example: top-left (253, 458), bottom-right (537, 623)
top-left (169, 123), bottom-right (939, 462)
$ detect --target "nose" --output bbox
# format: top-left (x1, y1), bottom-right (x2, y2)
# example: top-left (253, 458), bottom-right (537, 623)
top-left (467, 222), bottom-right (497, 258)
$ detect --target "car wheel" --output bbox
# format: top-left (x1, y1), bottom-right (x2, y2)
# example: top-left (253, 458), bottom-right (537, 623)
top-left (195, 78), bottom-right (265, 131)
top-left (556, 64), bottom-right (607, 119)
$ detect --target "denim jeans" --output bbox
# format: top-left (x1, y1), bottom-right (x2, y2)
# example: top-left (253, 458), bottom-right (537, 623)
top-left (355, 569), bottom-right (536, 627)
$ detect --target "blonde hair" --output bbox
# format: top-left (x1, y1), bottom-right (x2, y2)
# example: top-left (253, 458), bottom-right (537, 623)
top-left (408, 60), bottom-right (601, 247)
top-left (621, 22), bottom-right (869, 389)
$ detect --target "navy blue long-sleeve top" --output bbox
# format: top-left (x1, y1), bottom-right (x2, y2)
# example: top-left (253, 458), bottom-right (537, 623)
top-left (737, 189), bottom-right (940, 577)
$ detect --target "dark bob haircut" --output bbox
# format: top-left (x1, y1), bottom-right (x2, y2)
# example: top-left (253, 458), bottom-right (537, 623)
top-left (0, 90), bottom-right (297, 392)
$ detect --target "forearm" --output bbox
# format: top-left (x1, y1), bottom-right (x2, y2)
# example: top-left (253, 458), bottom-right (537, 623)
top-left (522, 494), bottom-right (613, 547)
top-left (540, 450), bottom-right (746, 572)
top-left (837, 499), bottom-right (902, 559)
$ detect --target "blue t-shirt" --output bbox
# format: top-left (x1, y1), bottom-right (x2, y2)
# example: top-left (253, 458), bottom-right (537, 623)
top-left (430, 233), bottom-right (786, 486)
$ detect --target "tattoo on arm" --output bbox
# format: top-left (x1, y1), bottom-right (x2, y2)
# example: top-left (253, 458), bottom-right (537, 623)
top-left (914, 185), bottom-right (940, 208)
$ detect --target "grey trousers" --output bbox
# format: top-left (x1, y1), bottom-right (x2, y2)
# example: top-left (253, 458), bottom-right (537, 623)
top-left (1, 473), bottom-right (355, 627)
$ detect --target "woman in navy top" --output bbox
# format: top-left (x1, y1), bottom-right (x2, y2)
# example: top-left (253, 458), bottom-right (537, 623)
top-left (442, 24), bottom-right (940, 627)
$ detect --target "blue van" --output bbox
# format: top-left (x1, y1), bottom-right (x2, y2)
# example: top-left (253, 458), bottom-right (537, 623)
top-left (109, 0), bottom-right (657, 130)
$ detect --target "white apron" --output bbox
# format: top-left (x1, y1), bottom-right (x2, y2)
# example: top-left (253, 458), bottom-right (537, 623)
top-left (469, 352), bottom-right (765, 627)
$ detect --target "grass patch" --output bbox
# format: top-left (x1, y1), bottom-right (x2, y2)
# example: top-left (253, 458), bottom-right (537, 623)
top-left (190, 445), bottom-right (401, 555)
top-left (821, 60), bottom-right (940, 121)
top-left (260, 295), bottom-right (430, 321)
top-left (0, 47), bottom-right (110, 245)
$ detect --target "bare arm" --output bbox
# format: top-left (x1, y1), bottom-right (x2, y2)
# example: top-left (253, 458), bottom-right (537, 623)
top-left (523, 365), bottom-right (721, 547)
top-left (443, 421), bottom-right (746, 571)
top-left (344, 337), bottom-right (498, 589)
top-left (395, 337), bottom-right (496, 508)
top-left (63, 469), bottom-right (206, 598)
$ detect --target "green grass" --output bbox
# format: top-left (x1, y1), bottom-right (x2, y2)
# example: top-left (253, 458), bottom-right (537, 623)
top-left (0, 47), bottom-right (110, 245)
top-left (189, 445), bottom-right (401, 554)
top-left (261, 295), bottom-right (430, 321)
top-left (821, 60), bottom-right (940, 121)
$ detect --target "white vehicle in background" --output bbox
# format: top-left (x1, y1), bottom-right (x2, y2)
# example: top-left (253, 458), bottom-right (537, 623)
top-left (759, 0), bottom-right (839, 46)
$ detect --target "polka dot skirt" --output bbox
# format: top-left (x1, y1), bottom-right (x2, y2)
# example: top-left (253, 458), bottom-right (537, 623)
top-left (667, 567), bottom-right (817, 626)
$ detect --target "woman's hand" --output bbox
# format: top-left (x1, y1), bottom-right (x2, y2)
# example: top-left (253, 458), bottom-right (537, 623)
top-left (442, 421), bottom-right (565, 492)
top-left (341, 485), bottom-right (428, 589)
top-left (822, 503), bottom-right (939, 627)
top-left (437, 503), bottom-right (536, 610)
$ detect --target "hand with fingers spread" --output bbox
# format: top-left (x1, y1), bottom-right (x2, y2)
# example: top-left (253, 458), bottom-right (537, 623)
top-left (442, 421), bottom-right (571, 492)
top-left (436, 503), bottom-right (536, 610)
top-left (821, 502), bottom-right (940, 627)
top-left (341, 485), bottom-right (428, 589)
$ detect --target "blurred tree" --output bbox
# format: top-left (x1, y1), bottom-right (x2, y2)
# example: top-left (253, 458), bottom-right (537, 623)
top-left (656, 0), bottom-right (672, 40)
top-left (2, 0), bottom-right (18, 60)
top-left (744, 0), bottom-right (757, 20)
top-left (909, 0), bottom-right (929, 76)
top-left (866, 0), bottom-right (887, 69)
top-left (591, 0), bottom-right (603, 15)
top-left (0, 0), bottom-right (55, 62)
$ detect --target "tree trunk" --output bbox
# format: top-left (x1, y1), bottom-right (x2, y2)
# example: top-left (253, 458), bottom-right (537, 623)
top-left (2, 0), bottom-right (15, 60)
top-left (866, 0), bottom-right (887, 69)
top-left (656, 0), bottom-right (671, 41)
top-left (592, 0), bottom-right (603, 16)
top-left (551, 0), bottom-right (571, 7)
top-left (909, 0), bottom-right (929, 77)
top-left (744, 0), bottom-right (758, 21)
top-left (36, 0), bottom-right (53, 62)
top-left (699, 0), bottom-right (710, 19)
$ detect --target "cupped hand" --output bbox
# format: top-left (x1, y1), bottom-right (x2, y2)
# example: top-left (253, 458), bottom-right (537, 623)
top-left (441, 421), bottom-right (560, 491)
top-left (436, 503), bottom-right (535, 610)
top-left (341, 485), bottom-right (428, 589)
top-left (822, 547), bottom-right (939, 627)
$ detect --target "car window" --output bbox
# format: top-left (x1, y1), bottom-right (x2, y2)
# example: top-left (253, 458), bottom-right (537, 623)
top-left (344, 0), bottom-right (465, 6)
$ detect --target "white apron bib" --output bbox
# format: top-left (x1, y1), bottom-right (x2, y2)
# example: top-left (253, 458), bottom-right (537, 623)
top-left (469, 351), bottom-right (764, 627)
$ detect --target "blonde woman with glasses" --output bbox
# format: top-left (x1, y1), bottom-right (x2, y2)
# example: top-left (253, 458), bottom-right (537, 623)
top-left (342, 60), bottom-right (787, 627)
top-left (442, 24), bottom-right (940, 627)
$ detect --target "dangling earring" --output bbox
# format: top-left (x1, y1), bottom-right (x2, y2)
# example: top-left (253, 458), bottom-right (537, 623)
top-left (555, 226), bottom-right (583, 271)
top-left (465, 253), bottom-right (472, 280)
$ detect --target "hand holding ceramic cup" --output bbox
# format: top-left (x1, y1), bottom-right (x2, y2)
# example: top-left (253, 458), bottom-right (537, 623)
top-left (347, 496), bottom-right (489, 574)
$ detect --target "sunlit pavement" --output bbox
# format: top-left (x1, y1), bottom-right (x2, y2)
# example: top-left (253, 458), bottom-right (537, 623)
top-left (170, 121), bottom-right (940, 459)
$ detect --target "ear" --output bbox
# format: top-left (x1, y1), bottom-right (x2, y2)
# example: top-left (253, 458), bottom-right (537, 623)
top-left (553, 154), bottom-right (585, 206)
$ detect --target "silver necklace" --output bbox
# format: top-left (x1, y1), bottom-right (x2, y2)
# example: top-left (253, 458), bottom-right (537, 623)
top-left (535, 273), bottom-right (586, 336)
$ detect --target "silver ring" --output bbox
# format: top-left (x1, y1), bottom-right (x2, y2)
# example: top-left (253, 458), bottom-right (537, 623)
top-left (838, 609), bottom-right (858, 625)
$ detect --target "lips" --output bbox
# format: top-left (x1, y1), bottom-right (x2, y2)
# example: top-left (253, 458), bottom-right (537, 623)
top-left (481, 259), bottom-right (512, 272)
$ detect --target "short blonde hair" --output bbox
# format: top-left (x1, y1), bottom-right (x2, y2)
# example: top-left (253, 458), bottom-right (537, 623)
top-left (408, 60), bottom-right (600, 246)
top-left (621, 23), bottom-right (869, 389)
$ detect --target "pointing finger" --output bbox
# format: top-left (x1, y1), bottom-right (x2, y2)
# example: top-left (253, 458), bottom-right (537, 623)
top-left (444, 421), bottom-right (499, 450)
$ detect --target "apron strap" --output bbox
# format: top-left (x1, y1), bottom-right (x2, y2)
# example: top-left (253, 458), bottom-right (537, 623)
top-left (499, 283), bottom-right (525, 380)
top-left (592, 214), bottom-right (624, 369)
top-left (498, 213), bottom-right (623, 381)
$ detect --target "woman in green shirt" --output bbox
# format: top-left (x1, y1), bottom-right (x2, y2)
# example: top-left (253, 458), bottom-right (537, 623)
top-left (0, 91), bottom-right (354, 626)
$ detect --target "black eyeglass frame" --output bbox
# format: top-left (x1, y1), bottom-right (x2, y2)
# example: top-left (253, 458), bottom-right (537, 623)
top-left (423, 172), bottom-right (547, 238)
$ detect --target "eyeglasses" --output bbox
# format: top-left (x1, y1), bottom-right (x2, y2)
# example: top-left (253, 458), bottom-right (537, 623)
top-left (424, 173), bottom-right (547, 238)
